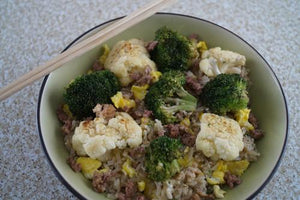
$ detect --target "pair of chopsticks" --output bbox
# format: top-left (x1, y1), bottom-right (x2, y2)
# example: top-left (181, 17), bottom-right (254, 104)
top-left (0, 0), bottom-right (176, 101)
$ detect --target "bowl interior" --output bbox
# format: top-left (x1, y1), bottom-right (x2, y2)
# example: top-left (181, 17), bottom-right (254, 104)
top-left (38, 13), bottom-right (288, 200)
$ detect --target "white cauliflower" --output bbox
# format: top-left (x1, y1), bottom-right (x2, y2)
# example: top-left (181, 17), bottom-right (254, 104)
top-left (72, 112), bottom-right (142, 161)
top-left (104, 38), bottom-right (157, 86)
top-left (199, 47), bottom-right (246, 77)
top-left (196, 113), bottom-right (244, 161)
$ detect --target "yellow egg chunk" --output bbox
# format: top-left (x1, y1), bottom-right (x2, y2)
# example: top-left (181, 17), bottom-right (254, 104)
top-left (111, 92), bottom-right (136, 109)
top-left (63, 104), bottom-right (73, 118)
top-left (76, 157), bottom-right (102, 179)
top-left (227, 160), bottom-right (249, 176)
top-left (150, 71), bottom-right (162, 83)
top-left (122, 159), bottom-right (136, 178)
top-left (138, 181), bottom-right (146, 192)
top-left (99, 44), bottom-right (110, 65)
top-left (131, 84), bottom-right (149, 100)
top-left (235, 108), bottom-right (254, 131)
top-left (197, 41), bottom-right (208, 53)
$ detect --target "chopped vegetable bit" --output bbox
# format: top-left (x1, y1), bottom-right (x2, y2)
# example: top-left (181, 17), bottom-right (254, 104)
top-left (63, 104), bottom-right (73, 118)
top-left (207, 160), bottom-right (249, 185)
top-left (131, 84), bottom-right (149, 100)
top-left (76, 157), bottom-right (102, 179)
top-left (235, 108), bottom-right (254, 131)
top-left (150, 71), bottom-right (162, 82)
top-left (180, 117), bottom-right (191, 128)
top-left (122, 159), bottom-right (136, 178)
top-left (138, 181), bottom-right (146, 192)
top-left (213, 185), bottom-right (226, 198)
top-left (111, 91), bottom-right (136, 109)
top-left (197, 41), bottom-right (208, 53)
top-left (99, 44), bottom-right (110, 64)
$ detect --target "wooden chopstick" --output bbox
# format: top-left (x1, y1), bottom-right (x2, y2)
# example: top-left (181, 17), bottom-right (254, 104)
top-left (0, 0), bottom-right (176, 101)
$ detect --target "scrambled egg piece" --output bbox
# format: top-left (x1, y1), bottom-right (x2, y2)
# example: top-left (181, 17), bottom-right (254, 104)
top-left (196, 113), bottom-right (244, 161)
top-left (138, 181), bottom-right (146, 192)
top-left (197, 41), bottom-right (208, 53)
top-left (76, 157), bottom-right (101, 179)
top-left (72, 112), bottom-right (142, 161)
top-left (199, 47), bottom-right (246, 77)
top-left (111, 92), bottom-right (136, 109)
top-left (62, 104), bottom-right (73, 118)
top-left (150, 70), bottom-right (162, 83)
top-left (213, 185), bottom-right (226, 198)
top-left (207, 160), bottom-right (249, 185)
top-left (99, 44), bottom-right (110, 65)
top-left (235, 108), bottom-right (254, 131)
top-left (104, 39), bottom-right (157, 86)
top-left (122, 159), bottom-right (136, 178)
top-left (131, 84), bottom-right (149, 100)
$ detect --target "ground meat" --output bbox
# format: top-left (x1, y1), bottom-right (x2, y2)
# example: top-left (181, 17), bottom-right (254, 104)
top-left (117, 193), bottom-right (126, 200)
top-left (136, 195), bottom-right (146, 200)
top-left (93, 104), bottom-right (116, 120)
top-left (248, 113), bottom-right (263, 139)
top-left (188, 33), bottom-right (199, 40)
top-left (186, 74), bottom-right (203, 95)
top-left (92, 60), bottom-right (104, 71)
top-left (248, 112), bottom-right (259, 128)
top-left (181, 132), bottom-right (196, 147)
top-left (165, 124), bottom-right (181, 138)
top-left (145, 41), bottom-right (158, 52)
top-left (165, 124), bottom-right (196, 146)
top-left (56, 105), bottom-right (69, 122)
top-left (143, 109), bottom-right (152, 118)
top-left (129, 65), bottom-right (152, 86)
top-left (121, 87), bottom-right (134, 99)
top-left (189, 59), bottom-right (201, 77)
top-left (190, 193), bottom-right (201, 200)
top-left (250, 129), bottom-right (264, 140)
top-left (224, 172), bottom-right (242, 188)
top-left (67, 151), bottom-right (81, 172)
top-left (101, 104), bottom-right (116, 119)
top-left (125, 181), bottom-right (137, 198)
top-left (92, 171), bottom-right (114, 193)
top-left (61, 119), bottom-right (73, 135)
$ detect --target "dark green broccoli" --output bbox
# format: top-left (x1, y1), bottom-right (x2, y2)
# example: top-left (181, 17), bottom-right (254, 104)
top-left (63, 70), bottom-right (120, 119)
top-left (200, 74), bottom-right (249, 114)
top-left (145, 136), bottom-right (183, 181)
top-left (145, 70), bottom-right (197, 124)
top-left (150, 26), bottom-right (198, 72)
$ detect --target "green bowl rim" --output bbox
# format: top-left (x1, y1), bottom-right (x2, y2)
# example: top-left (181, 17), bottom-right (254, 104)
top-left (37, 12), bottom-right (289, 200)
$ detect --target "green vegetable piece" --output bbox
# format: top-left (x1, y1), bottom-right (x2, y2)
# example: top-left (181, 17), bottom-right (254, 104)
top-left (200, 74), bottom-right (249, 114)
top-left (150, 26), bottom-right (198, 72)
top-left (145, 70), bottom-right (197, 124)
top-left (145, 136), bottom-right (183, 181)
top-left (63, 70), bottom-right (120, 119)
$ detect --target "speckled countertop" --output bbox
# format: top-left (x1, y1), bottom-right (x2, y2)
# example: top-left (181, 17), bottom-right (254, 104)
top-left (0, 0), bottom-right (299, 199)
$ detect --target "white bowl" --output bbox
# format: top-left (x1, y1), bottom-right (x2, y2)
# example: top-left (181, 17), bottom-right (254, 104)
top-left (37, 13), bottom-right (288, 200)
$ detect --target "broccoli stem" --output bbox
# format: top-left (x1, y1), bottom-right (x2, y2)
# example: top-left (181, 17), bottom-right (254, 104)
top-left (176, 86), bottom-right (198, 102)
top-left (162, 97), bottom-right (197, 113)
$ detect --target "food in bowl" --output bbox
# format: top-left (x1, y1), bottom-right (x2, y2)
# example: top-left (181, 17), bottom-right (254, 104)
top-left (56, 26), bottom-right (263, 200)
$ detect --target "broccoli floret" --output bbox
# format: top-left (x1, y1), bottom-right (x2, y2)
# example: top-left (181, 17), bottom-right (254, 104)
top-left (63, 70), bottom-right (120, 119)
top-left (200, 74), bottom-right (249, 114)
top-left (145, 136), bottom-right (183, 181)
top-left (150, 26), bottom-right (198, 72)
top-left (145, 70), bottom-right (197, 124)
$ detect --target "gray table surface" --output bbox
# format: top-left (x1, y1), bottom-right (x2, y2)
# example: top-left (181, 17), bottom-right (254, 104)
top-left (1, 0), bottom-right (299, 199)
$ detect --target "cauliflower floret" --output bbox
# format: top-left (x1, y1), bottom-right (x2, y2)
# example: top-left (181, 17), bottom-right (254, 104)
top-left (72, 112), bottom-right (142, 161)
top-left (104, 38), bottom-right (157, 86)
top-left (196, 113), bottom-right (244, 161)
top-left (199, 47), bottom-right (246, 77)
